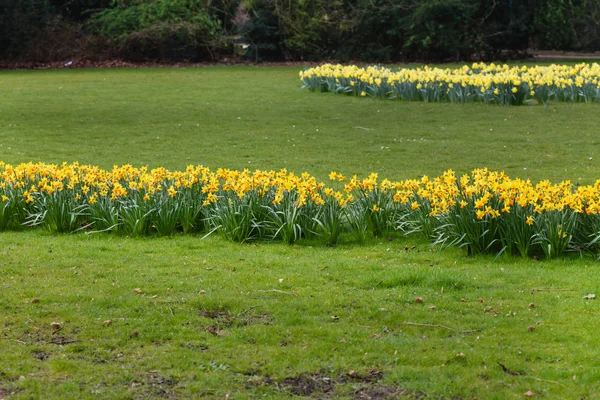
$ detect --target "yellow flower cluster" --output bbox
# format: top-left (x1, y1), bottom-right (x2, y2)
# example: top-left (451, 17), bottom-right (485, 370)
top-left (300, 63), bottom-right (600, 105)
top-left (421, 168), bottom-right (597, 217)
top-left (213, 167), bottom-right (351, 207)
top-left (3, 162), bottom-right (600, 217)
top-left (2, 162), bottom-right (600, 256)
top-left (0, 162), bottom-right (356, 208)
top-left (0, 161), bottom-right (210, 203)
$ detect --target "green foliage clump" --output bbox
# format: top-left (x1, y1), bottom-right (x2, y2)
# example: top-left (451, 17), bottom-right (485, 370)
top-left (89, 0), bottom-right (225, 61)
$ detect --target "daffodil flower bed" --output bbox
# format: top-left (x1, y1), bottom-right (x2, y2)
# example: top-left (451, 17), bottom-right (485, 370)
top-left (2, 162), bottom-right (600, 258)
top-left (300, 63), bottom-right (600, 106)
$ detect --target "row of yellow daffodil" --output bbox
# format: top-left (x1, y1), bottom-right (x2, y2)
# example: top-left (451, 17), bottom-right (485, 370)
top-left (300, 63), bottom-right (600, 106)
top-left (1, 162), bottom-right (599, 257)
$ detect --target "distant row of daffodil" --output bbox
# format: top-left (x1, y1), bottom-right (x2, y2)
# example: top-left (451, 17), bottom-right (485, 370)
top-left (0, 162), bottom-right (598, 258)
top-left (300, 63), bottom-right (600, 106)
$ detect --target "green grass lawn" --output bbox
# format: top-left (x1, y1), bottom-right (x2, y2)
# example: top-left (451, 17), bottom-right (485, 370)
top-left (2, 65), bottom-right (600, 399)
top-left (1, 66), bottom-right (600, 182)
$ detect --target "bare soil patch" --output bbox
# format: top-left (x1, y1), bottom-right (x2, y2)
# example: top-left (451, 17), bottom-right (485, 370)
top-left (130, 370), bottom-right (179, 399)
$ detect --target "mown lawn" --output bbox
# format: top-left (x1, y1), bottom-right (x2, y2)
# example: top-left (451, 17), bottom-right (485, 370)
top-left (1, 65), bottom-right (600, 182)
top-left (1, 65), bottom-right (600, 399)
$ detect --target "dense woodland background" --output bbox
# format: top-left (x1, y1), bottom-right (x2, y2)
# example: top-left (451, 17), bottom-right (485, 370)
top-left (1, 0), bottom-right (599, 63)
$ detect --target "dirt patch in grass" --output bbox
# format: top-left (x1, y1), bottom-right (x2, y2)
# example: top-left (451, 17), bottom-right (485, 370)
top-left (18, 328), bottom-right (76, 346)
top-left (281, 373), bottom-right (336, 396)
top-left (248, 369), bottom-right (414, 398)
top-left (199, 306), bottom-right (230, 320)
top-left (130, 370), bottom-right (179, 399)
top-left (19, 328), bottom-right (47, 345)
top-left (345, 370), bottom-right (421, 399)
top-left (32, 350), bottom-right (50, 361)
top-left (199, 306), bottom-right (271, 329)
top-left (353, 385), bottom-right (428, 399)
top-left (0, 387), bottom-right (24, 398)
